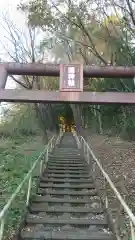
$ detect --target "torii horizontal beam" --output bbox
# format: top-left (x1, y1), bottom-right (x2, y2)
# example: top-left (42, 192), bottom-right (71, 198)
top-left (1, 62), bottom-right (135, 78)
top-left (0, 89), bottom-right (135, 104)
top-left (1, 62), bottom-right (135, 104)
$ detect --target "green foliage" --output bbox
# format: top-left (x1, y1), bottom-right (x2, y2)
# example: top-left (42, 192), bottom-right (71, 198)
top-left (19, 0), bottom-right (54, 30)
top-left (0, 101), bottom-right (74, 239)
top-left (9, 0), bottom-right (135, 140)
top-left (0, 104), bottom-right (40, 138)
top-left (0, 135), bottom-right (45, 239)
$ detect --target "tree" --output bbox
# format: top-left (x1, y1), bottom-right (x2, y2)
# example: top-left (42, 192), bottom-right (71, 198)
top-left (2, 0), bottom-right (134, 139)
top-left (0, 13), bottom-right (61, 142)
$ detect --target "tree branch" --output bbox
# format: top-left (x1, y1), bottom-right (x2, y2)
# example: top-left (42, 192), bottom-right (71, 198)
top-left (126, 0), bottom-right (135, 27)
top-left (51, 0), bottom-right (107, 64)
top-left (9, 75), bottom-right (30, 89)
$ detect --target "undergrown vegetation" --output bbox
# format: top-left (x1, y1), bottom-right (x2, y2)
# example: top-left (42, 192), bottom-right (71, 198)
top-left (0, 101), bottom-right (75, 239)
top-left (0, 104), bottom-right (45, 239)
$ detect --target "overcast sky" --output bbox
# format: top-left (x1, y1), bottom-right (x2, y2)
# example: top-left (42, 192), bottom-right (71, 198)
top-left (0, 0), bottom-right (26, 46)
top-left (0, 0), bottom-right (26, 89)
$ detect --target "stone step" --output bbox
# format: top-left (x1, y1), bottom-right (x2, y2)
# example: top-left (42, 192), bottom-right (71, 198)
top-left (42, 174), bottom-right (91, 179)
top-left (40, 177), bottom-right (93, 183)
top-left (30, 204), bottom-right (103, 213)
top-left (53, 146), bottom-right (78, 149)
top-left (45, 170), bottom-right (89, 174)
top-left (52, 151), bottom-right (80, 154)
top-left (47, 166), bottom-right (87, 170)
top-left (37, 189), bottom-right (97, 196)
top-left (39, 183), bottom-right (95, 189)
top-left (33, 196), bottom-right (99, 204)
top-left (21, 229), bottom-right (115, 240)
top-left (50, 149), bottom-right (81, 152)
top-left (50, 151), bottom-right (81, 154)
top-left (48, 159), bottom-right (84, 163)
top-left (49, 156), bottom-right (83, 160)
top-left (47, 162), bottom-right (85, 166)
top-left (26, 215), bottom-right (108, 226)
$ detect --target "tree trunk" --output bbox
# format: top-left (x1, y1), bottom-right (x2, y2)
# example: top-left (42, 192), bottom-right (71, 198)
top-left (34, 103), bottom-right (48, 144)
top-left (33, 76), bottom-right (48, 143)
top-left (70, 104), bottom-right (86, 138)
top-left (98, 105), bottom-right (103, 134)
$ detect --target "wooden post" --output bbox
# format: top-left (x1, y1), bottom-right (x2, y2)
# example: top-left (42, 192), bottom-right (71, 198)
top-left (0, 66), bottom-right (8, 89)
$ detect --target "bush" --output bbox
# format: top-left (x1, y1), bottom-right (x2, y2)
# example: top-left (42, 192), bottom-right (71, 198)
top-left (0, 104), bottom-right (40, 138)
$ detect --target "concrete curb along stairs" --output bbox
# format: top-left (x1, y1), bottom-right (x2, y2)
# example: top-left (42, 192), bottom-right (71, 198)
top-left (20, 133), bottom-right (116, 240)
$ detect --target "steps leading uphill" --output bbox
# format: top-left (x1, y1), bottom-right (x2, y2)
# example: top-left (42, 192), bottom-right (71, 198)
top-left (20, 133), bottom-right (116, 240)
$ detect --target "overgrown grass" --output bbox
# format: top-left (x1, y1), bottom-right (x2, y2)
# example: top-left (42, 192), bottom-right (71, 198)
top-left (0, 135), bottom-right (45, 239)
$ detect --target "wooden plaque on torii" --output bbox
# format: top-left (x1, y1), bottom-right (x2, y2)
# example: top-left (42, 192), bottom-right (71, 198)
top-left (60, 64), bottom-right (83, 92)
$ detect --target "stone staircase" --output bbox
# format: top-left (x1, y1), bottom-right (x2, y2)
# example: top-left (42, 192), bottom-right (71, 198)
top-left (20, 133), bottom-right (116, 240)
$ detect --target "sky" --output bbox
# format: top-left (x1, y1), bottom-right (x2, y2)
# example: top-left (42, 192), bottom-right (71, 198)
top-left (0, 1), bottom-right (24, 21)
top-left (0, 0), bottom-right (26, 115)
top-left (0, 0), bottom-right (53, 90)
top-left (0, 0), bottom-right (26, 89)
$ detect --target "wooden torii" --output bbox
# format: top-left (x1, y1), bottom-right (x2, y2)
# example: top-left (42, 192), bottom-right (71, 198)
top-left (0, 62), bottom-right (135, 103)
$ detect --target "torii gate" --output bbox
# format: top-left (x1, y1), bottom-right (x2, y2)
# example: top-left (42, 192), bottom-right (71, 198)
top-left (0, 62), bottom-right (135, 103)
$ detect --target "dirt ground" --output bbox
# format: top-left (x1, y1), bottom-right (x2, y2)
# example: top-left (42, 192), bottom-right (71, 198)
top-left (87, 134), bottom-right (135, 213)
